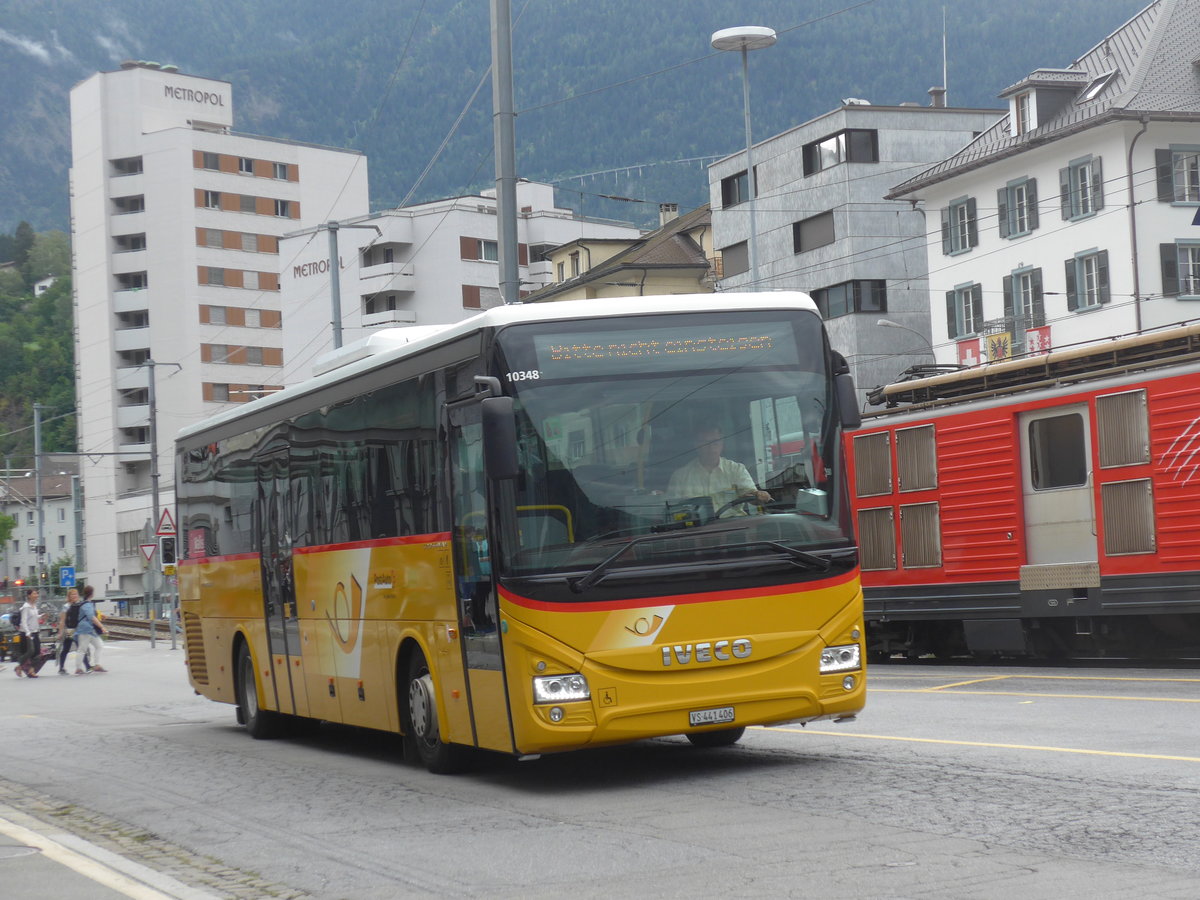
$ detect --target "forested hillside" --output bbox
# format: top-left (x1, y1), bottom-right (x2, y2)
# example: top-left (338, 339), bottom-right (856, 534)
top-left (0, 225), bottom-right (76, 460)
top-left (0, 0), bottom-right (1147, 231)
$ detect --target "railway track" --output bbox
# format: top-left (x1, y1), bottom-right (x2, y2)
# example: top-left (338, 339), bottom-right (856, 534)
top-left (99, 616), bottom-right (176, 641)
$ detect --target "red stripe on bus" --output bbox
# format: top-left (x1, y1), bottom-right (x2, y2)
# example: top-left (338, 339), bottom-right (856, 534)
top-left (500, 568), bottom-right (858, 612)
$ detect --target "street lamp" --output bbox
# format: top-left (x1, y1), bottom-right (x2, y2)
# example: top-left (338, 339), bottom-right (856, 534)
top-left (712, 25), bottom-right (776, 292)
top-left (877, 318), bottom-right (936, 358)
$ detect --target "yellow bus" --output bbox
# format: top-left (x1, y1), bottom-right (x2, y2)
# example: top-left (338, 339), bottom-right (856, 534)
top-left (176, 294), bottom-right (866, 772)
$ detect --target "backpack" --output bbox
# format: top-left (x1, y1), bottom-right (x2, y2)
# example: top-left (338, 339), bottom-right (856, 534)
top-left (65, 602), bottom-right (81, 629)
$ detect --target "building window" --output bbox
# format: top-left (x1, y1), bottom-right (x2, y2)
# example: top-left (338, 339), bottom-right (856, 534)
top-left (115, 233), bottom-right (147, 252)
top-left (802, 129), bottom-right (878, 176)
top-left (812, 280), bottom-right (886, 319)
top-left (1065, 250), bottom-right (1110, 310)
top-left (941, 197), bottom-right (978, 255)
top-left (208, 305), bottom-right (226, 325)
top-left (202, 191), bottom-right (221, 209)
top-left (58, 535), bottom-right (66, 550)
top-left (245, 308), bottom-right (261, 328)
top-left (274, 199), bottom-right (291, 217)
top-left (245, 346), bottom-right (264, 365)
top-left (570, 251), bottom-right (580, 277)
top-left (1003, 268), bottom-right (1045, 329)
top-left (114, 195), bottom-right (145, 214)
top-left (205, 228), bottom-right (223, 248)
top-left (1160, 242), bottom-right (1200, 297)
top-left (273, 162), bottom-right (289, 180)
top-left (556, 261), bottom-right (565, 282)
top-left (1156, 148), bottom-right (1200, 204)
top-left (111, 156), bottom-right (143, 175)
top-left (239, 157), bottom-right (254, 174)
top-left (945, 282), bottom-right (983, 338)
top-left (720, 170), bottom-right (750, 207)
top-left (365, 294), bottom-right (399, 315)
top-left (11, 540), bottom-right (17, 554)
top-left (242, 271), bottom-right (258, 290)
top-left (208, 344), bottom-right (231, 363)
top-left (998, 177), bottom-right (1038, 238)
top-left (477, 239), bottom-right (498, 262)
top-left (793, 211), bottom-right (835, 253)
top-left (1013, 92), bottom-right (1032, 135)
top-left (720, 241), bottom-right (749, 278)
top-left (26, 511), bottom-right (34, 525)
top-left (116, 271), bottom-right (148, 290)
top-left (202, 152), bottom-right (220, 170)
top-left (240, 194), bottom-right (257, 213)
top-left (57, 508), bottom-right (65, 522)
top-left (118, 530), bottom-right (140, 558)
top-left (211, 384), bottom-right (230, 402)
top-left (1060, 156), bottom-right (1103, 220)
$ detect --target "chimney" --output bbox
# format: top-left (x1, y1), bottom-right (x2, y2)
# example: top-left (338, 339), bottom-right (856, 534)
top-left (659, 203), bottom-right (679, 227)
top-left (928, 86), bottom-right (947, 108)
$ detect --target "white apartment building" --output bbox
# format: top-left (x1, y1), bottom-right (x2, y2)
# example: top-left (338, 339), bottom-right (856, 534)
top-left (889, 0), bottom-right (1200, 366)
top-left (278, 181), bottom-right (642, 381)
top-left (708, 100), bottom-right (1002, 396)
top-left (70, 63), bottom-right (368, 600)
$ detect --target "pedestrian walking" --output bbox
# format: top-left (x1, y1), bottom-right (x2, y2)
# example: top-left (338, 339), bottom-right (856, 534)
top-left (56, 587), bottom-right (87, 675)
top-left (15, 589), bottom-right (42, 678)
top-left (73, 585), bottom-right (107, 674)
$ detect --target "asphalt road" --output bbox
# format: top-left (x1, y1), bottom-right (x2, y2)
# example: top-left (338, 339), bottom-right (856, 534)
top-left (1, 643), bottom-right (1198, 899)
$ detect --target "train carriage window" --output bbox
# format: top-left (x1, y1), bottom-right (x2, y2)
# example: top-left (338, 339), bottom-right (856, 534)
top-left (1028, 413), bottom-right (1087, 489)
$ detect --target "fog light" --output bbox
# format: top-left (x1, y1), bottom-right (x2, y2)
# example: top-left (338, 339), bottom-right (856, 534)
top-left (820, 644), bottom-right (861, 673)
top-left (842, 675), bottom-right (856, 691)
top-left (532, 673), bottom-right (590, 704)
top-left (548, 706), bottom-right (564, 723)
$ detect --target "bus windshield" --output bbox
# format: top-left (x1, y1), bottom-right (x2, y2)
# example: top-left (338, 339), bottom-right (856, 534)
top-left (492, 310), bottom-right (852, 583)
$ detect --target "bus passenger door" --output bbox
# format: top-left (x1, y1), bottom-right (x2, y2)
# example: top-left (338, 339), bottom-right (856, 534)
top-left (446, 402), bottom-right (515, 754)
top-left (1019, 405), bottom-right (1098, 567)
top-left (255, 449), bottom-right (306, 717)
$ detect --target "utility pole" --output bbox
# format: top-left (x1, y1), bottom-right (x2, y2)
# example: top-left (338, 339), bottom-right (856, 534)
top-left (320, 221), bottom-right (382, 350)
top-left (490, 0), bottom-right (521, 305)
top-left (34, 403), bottom-right (46, 592)
top-left (147, 359), bottom-right (160, 648)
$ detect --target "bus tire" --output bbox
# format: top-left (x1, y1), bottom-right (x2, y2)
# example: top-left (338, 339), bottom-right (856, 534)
top-left (686, 726), bottom-right (746, 748)
top-left (236, 643), bottom-right (282, 739)
top-left (403, 651), bottom-right (469, 774)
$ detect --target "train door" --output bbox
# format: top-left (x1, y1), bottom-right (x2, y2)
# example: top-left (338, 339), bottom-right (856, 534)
top-left (1019, 405), bottom-right (1098, 565)
top-left (254, 447), bottom-right (307, 716)
top-left (445, 399), bottom-right (515, 753)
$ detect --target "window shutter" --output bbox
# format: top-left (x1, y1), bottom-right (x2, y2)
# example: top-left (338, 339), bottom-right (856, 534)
top-left (1161, 243), bottom-right (1179, 296)
top-left (1065, 258), bottom-right (1078, 310)
top-left (966, 197), bottom-right (978, 247)
top-left (460, 236), bottom-right (478, 260)
top-left (1097, 250), bottom-right (1110, 303)
top-left (971, 284), bottom-right (983, 325)
top-left (940, 208), bottom-right (951, 255)
top-left (997, 189), bottom-right (1009, 239)
top-left (1031, 268), bottom-right (1045, 326)
top-left (1059, 167), bottom-right (1071, 219)
top-left (1026, 179), bottom-right (1039, 231)
top-left (1156, 149), bottom-right (1175, 202)
top-left (946, 291), bottom-right (958, 338)
top-left (1092, 158), bottom-right (1104, 211)
top-left (518, 243), bottom-right (529, 267)
top-left (1002, 275), bottom-right (1014, 320)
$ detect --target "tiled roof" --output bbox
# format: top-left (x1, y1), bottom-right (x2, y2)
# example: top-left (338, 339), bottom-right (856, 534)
top-left (890, 0), bottom-right (1200, 197)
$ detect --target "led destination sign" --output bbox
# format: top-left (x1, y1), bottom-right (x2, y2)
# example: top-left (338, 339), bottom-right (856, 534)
top-left (530, 321), bottom-right (803, 379)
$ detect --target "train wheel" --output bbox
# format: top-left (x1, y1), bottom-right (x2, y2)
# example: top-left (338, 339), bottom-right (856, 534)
top-left (686, 726), bottom-right (746, 748)
top-left (403, 651), bottom-right (469, 774)
top-left (236, 643), bottom-right (282, 739)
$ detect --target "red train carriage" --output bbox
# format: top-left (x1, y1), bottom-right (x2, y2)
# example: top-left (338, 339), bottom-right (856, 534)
top-left (848, 323), bottom-right (1200, 659)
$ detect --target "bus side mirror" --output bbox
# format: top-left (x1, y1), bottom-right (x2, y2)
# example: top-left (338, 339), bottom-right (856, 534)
top-left (837, 373), bottom-right (861, 429)
top-left (481, 396), bottom-right (519, 480)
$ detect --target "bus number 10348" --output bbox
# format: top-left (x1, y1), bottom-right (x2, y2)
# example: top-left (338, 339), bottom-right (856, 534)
top-left (506, 370), bottom-right (541, 382)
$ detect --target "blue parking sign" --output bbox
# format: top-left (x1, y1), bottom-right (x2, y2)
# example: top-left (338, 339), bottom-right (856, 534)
top-left (59, 566), bottom-right (76, 588)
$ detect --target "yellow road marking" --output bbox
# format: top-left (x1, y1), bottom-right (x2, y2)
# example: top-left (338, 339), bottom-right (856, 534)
top-left (767, 727), bottom-right (1200, 763)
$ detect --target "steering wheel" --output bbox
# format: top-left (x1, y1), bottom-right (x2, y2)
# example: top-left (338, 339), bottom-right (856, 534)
top-left (712, 495), bottom-right (761, 519)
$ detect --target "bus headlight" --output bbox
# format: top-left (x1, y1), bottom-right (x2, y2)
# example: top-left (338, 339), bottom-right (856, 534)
top-left (532, 673), bottom-right (590, 704)
top-left (820, 644), bottom-right (861, 673)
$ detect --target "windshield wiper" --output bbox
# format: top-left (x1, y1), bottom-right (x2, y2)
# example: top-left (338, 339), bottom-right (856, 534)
top-left (569, 525), bottom-right (749, 593)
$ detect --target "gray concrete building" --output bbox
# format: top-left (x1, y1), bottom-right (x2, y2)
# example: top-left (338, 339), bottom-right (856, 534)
top-left (709, 99), bottom-right (1002, 399)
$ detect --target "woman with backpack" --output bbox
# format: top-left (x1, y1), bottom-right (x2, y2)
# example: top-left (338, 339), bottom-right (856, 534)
top-left (56, 587), bottom-right (86, 675)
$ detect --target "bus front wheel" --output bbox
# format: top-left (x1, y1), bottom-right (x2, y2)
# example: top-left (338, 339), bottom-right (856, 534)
top-left (686, 726), bottom-right (745, 748)
top-left (236, 643), bottom-right (281, 739)
top-left (403, 652), bottom-right (468, 774)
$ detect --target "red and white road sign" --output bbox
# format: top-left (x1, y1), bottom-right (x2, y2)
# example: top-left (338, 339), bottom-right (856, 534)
top-left (156, 508), bottom-right (176, 536)
top-left (140, 543), bottom-right (157, 563)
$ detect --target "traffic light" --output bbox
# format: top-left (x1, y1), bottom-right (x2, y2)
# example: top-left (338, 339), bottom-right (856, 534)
top-left (159, 535), bottom-right (176, 568)
top-left (13, 579), bottom-right (24, 587)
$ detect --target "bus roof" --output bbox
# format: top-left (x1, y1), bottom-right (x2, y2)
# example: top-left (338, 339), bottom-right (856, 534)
top-left (177, 292), bottom-right (818, 443)
top-left (867, 320), bottom-right (1200, 413)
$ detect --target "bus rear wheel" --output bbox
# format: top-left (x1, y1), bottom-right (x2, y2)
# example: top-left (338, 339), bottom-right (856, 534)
top-left (686, 726), bottom-right (746, 748)
top-left (403, 652), bottom-right (469, 774)
top-left (236, 643), bottom-right (281, 739)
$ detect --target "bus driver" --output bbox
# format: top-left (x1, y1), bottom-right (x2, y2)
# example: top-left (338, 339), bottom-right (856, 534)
top-left (667, 425), bottom-right (771, 515)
